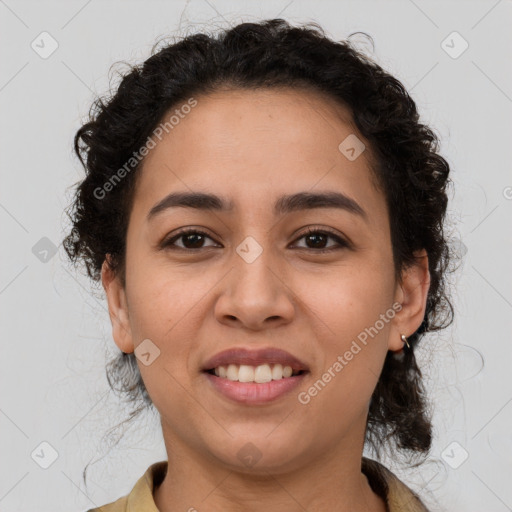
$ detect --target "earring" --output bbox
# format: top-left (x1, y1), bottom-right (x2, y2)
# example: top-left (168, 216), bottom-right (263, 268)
top-left (400, 334), bottom-right (411, 349)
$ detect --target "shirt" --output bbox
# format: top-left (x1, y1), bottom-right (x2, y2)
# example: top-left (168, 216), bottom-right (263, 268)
top-left (85, 456), bottom-right (429, 511)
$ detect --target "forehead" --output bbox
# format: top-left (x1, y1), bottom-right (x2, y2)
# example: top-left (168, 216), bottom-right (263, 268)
top-left (131, 87), bottom-right (386, 225)
top-left (159, 86), bottom-right (359, 160)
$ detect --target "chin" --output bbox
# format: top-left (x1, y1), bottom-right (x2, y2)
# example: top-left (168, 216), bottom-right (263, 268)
top-left (205, 429), bottom-right (312, 475)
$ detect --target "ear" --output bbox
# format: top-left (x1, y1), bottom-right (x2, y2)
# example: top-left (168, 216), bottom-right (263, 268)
top-left (101, 256), bottom-right (134, 354)
top-left (389, 249), bottom-right (431, 352)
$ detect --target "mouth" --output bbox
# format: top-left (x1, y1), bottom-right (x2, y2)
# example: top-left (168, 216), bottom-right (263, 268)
top-left (202, 347), bottom-right (309, 375)
top-left (204, 363), bottom-right (306, 382)
top-left (201, 347), bottom-right (309, 404)
top-left (203, 369), bottom-right (308, 404)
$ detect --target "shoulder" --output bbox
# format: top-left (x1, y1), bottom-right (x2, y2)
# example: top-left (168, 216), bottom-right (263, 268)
top-left (361, 456), bottom-right (430, 512)
top-left (82, 460), bottom-right (168, 512)
top-left (84, 495), bottom-right (128, 512)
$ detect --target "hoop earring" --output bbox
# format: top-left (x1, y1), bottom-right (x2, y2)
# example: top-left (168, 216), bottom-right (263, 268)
top-left (400, 334), bottom-right (411, 349)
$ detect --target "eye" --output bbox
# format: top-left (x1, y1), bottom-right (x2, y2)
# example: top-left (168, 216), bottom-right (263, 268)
top-left (160, 228), bottom-right (219, 251)
top-left (160, 226), bottom-right (350, 253)
top-left (291, 227), bottom-right (350, 253)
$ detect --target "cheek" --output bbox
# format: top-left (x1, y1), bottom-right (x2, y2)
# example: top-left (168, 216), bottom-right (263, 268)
top-left (301, 261), bottom-right (393, 396)
top-left (124, 256), bottom-right (219, 390)
top-left (126, 256), bottom-right (203, 336)
top-left (124, 263), bottom-right (205, 419)
top-left (307, 259), bottom-right (394, 339)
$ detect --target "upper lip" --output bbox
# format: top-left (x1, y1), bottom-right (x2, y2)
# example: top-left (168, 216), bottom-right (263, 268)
top-left (202, 347), bottom-right (310, 372)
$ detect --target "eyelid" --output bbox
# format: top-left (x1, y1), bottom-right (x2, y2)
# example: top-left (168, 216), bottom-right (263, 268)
top-left (159, 227), bottom-right (219, 250)
top-left (290, 226), bottom-right (351, 251)
top-left (160, 226), bottom-right (351, 252)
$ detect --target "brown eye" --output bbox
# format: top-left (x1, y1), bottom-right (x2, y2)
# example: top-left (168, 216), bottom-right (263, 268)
top-left (292, 228), bottom-right (349, 253)
top-left (161, 229), bottom-right (219, 251)
top-left (179, 232), bottom-right (207, 249)
top-left (304, 232), bottom-right (329, 249)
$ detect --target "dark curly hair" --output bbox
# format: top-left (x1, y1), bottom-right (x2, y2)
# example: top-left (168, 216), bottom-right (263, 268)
top-left (63, 18), bottom-right (455, 480)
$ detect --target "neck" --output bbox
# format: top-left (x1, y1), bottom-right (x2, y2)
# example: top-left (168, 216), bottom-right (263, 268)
top-left (153, 422), bottom-right (386, 512)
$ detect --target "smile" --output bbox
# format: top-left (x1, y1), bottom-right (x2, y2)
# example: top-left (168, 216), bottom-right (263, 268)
top-left (204, 366), bottom-right (308, 404)
top-left (206, 363), bottom-right (303, 382)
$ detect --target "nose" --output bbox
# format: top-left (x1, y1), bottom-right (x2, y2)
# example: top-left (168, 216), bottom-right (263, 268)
top-left (214, 243), bottom-right (295, 331)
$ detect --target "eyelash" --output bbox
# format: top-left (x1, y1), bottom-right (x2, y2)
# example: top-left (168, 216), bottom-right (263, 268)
top-left (160, 226), bottom-right (350, 254)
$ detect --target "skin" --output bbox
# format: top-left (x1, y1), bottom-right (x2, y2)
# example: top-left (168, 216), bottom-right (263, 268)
top-left (102, 87), bottom-right (430, 511)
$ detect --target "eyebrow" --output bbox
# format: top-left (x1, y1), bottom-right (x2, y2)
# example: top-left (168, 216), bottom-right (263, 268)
top-left (147, 190), bottom-right (367, 222)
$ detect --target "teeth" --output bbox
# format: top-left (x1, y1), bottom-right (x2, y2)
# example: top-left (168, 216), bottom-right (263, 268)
top-left (254, 364), bottom-right (272, 383)
top-left (272, 363), bottom-right (283, 380)
top-left (213, 363), bottom-right (298, 383)
top-left (226, 364), bottom-right (239, 381)
top-left (238, 365), bottom-right (255, 382)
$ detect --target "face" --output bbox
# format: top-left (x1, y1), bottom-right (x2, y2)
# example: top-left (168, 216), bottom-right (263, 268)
top-left (102, 87), bottom-right (429, 474)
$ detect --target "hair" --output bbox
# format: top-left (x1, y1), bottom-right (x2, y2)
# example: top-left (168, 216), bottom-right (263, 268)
top-left (63, 18), bottom-right (455, 481)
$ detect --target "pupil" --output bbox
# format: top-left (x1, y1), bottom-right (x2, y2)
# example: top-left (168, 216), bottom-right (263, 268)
top-left (307, 234), bottom-right (326, 248)
top-left (181, 233), bottom-right (328, 249)
top-left (184, 233), bottom-right (203, 248)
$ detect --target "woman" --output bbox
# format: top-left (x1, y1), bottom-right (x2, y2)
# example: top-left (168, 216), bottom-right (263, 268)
top-left (64, 18), bottom-right (453, 511)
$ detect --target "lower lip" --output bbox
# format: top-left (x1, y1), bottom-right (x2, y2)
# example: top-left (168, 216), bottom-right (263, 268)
top-left (204, 372), bottom-right (308, 405)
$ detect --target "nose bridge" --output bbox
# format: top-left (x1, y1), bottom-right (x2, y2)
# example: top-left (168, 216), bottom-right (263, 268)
top-left (232, 233), bottom-right (280, 297)
top-left (214, 231), bottom-right (294, 328)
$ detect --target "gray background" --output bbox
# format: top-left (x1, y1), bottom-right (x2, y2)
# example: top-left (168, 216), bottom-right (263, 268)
top-left (1, 0), bottom-right (511, 510)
